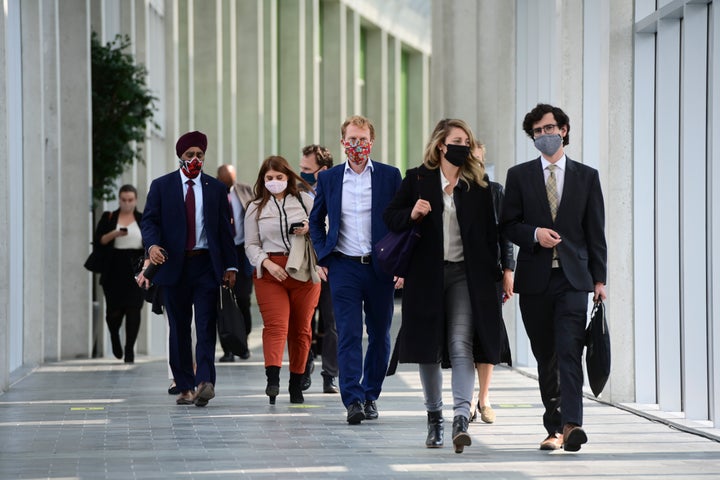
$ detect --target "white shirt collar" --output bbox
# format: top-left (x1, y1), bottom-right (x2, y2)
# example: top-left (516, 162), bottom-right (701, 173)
top-left (343, 159), bottom-right (374, 175)
top-left (541, 154), bottom-right (566, 171)
top-left (439, 167), bottom-right (459, 190)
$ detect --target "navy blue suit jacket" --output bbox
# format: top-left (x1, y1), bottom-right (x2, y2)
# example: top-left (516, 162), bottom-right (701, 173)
top-left (141, 170), bottom-right (238, 286)
top-left (309, 161), bottom-right (402, 279)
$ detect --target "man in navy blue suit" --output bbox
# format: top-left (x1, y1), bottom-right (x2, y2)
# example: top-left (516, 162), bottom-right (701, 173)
top-left (309, 115), bottom-right (402, 424)
top-left (141, 131), bottom-right (238, 407)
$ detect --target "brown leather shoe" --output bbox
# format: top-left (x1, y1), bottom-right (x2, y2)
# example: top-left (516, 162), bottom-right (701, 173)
top-left (176, 390), bottom-right (194, 405)
top-left (539, 432), bottom-right (563, 450)
top-left (193, 382), bottom-right (215, 407)
top-left (562, 424), bottom-right (587, 452)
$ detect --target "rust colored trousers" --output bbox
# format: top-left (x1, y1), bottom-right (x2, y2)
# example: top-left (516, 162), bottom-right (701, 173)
top-left (253, 255), bottom-right (321, 373)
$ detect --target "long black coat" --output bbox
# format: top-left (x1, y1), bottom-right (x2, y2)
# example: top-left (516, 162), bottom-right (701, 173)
top-left (384, 165), bottom-right (512, 368)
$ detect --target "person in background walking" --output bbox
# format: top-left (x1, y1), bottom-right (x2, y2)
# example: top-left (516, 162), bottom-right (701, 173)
top-left (298, 144), bottom-right (339, 394)
top-left (216, 164), bottom-right (254, 362)
top-left (94, 184), bottom-right (145, 364)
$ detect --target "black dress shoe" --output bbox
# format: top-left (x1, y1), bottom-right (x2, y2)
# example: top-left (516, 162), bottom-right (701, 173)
top-left (363, 400), bottom-right (378, 420)
top-left (168, 381), bottom-right (180, 395)
top-left (238, 349), bottom-right (251, 360)
top-left (322, 375), bottom-right (339, 394)
top-left (218, 352), bottom-right (234, 362)
top-left (346, 401), bottom-right (365, 424)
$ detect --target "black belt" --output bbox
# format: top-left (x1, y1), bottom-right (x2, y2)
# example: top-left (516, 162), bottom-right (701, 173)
top-left (335, 252), bottom-right (372, 264)
top-left (267, 251), bottom-right (289, 257)
top-left (185, 249), bottom-right (209, 258)
top-left (443, 260), bottom-right (464, 266)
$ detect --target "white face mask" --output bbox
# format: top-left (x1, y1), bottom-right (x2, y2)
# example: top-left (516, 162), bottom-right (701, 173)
top-left (265, 180), bottom-right (288, 195)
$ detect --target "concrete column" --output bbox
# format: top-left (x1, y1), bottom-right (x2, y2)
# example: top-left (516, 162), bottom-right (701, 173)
top-left (405, 50), bottom-right (426, 171)
top-left (192, 0), bottom-right (221, 161)
top-left (602, 0), bottom-right (635, 403)
top-left (278, 0), bottom-right (305, 159)
top-left (235, 0), bottom-right (263, 179)
top-left (58, 0), bottom-right (93, 359)
top-left (21, 0), bottom-right (45, 366)
top-left (364, 28), bottom-right (386, 162)
top-left (321, 0), bottom-right (345, 161)
top-left (0, 0), bottom-right (9, 390)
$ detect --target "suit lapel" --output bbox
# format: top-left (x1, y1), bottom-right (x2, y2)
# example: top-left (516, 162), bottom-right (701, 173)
top-left (529, 158), bottom-right (554, 223)
top-left (557, 158), bottom-right (576, 221)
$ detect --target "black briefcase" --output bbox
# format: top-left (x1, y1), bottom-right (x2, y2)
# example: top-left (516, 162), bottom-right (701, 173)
top-left (217, 285), bottom-right (248, 357)
top-left (585, 300), bottom-right (611, 397)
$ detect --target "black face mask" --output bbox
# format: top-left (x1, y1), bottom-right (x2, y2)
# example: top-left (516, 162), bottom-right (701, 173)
top-left (444, 144), bottom-right (470, 167)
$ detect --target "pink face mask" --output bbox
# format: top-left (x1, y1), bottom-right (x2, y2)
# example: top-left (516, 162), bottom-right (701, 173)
top-left (343, 139), bottom-right (371, 165)
top-left (179, 157), bottom-right (203, 178)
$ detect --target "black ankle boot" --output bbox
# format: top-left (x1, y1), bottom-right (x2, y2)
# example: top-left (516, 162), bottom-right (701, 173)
top-left (265, 366), bottom-right (280, 404)
top-left (452, 415), bottom-right (471, 453)
top-left (288, 372), bottom-right (304, 404)
top-left (426, 411), bottom-right (444, 448)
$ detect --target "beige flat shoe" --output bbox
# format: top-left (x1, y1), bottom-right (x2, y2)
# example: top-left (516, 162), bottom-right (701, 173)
top-left (479, 405), bottom-right (495, 424)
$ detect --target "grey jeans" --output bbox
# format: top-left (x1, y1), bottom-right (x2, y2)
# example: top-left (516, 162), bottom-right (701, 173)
top-left (418, 261), bottom-right (475, 419)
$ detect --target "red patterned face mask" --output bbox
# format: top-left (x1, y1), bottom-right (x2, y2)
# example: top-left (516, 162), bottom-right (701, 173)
top-left (180, 157), bottom-right (203, 178)
top-left (343, 139), bottom-right (372, 165)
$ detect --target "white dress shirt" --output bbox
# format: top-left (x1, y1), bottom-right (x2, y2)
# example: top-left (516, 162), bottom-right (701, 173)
top-left (336, 159), bottom-right (374, 257)
top-left (179, 169), bottom-right (207, 249)
top-left (439, 168), bottom-right (464, 263)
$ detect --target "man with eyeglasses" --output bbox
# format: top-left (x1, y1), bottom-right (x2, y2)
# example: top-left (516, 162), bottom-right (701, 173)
top-left (501, 104), bottom-right (607, 452)
top-left (309, 115), bottom-right (402, 425)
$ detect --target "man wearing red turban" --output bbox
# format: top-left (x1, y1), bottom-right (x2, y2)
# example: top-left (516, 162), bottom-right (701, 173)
top-left (141, 131), bottom-right (238, 407)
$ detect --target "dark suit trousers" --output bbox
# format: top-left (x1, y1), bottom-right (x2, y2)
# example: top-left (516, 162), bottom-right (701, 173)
top-left (519, 268), bottom-right (588, 434)
top-left (163, 254), bottom-right (219, 392)
top-left (317, 279), bottom-right (338, 378)
top-left (327, 255), bottom-right (395, 407)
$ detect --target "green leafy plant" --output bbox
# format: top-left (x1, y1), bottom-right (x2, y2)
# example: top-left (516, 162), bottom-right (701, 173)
top-left (91, 31), bottom-right (157, 207)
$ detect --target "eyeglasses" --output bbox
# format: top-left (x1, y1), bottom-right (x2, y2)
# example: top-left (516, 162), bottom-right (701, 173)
top-left (532, 124), bottom-right (558, 136)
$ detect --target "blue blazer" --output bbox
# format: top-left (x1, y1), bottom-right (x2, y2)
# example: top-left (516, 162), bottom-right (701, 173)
top-left (309, 161), bottom-right (402, 279)
top-left (141, 170), bottom-right (238, 286)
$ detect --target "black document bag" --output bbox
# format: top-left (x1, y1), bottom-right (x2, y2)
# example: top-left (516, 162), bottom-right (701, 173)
top-left (217, 286), bottom-right (248, 356)
top-left (585, 300), bottom-right (611, 397)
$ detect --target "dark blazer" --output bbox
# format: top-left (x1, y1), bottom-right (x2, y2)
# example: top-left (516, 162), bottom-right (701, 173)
top-left (488, 179), bottom-right (516, 273)
top-left (383, 165), bottom-right (510, 366)
top-left (141, 170), bottom-right (238, 286)
top-left (500, 157), bottom-right (607, 294)
top-left (309, 160), bottom-right (402, 280)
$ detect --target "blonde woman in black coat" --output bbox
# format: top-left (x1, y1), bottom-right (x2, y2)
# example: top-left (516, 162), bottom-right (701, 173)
top-left (383, 119), bottom-right (510, 454)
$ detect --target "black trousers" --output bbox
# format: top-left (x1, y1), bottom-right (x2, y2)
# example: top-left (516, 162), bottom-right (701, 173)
top-left (519, 268), bottom-right (588, 435)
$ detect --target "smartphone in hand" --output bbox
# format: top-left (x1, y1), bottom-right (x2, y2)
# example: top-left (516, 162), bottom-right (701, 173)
top-left (288, 222), bottom-right (304, 235)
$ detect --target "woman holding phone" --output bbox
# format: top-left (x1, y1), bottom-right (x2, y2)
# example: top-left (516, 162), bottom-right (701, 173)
top-left (94, 184), bottom-right (145, 363)
top-left (244, 156), bottom-right (320, 404)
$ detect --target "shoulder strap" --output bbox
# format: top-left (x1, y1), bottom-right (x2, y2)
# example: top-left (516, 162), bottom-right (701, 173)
top-left (295, 193), bottom-right (309, 216)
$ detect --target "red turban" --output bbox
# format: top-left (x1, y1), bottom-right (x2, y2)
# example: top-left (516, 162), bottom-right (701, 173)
top-left (175, 131), bottom-right (208, 158)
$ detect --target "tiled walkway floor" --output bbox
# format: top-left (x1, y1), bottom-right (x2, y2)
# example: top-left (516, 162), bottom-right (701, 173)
top-left (2, 314), bottom-right (720, 479)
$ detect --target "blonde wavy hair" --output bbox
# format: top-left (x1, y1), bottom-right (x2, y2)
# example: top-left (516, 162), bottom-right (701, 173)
top-left (422, 119), bottom-right (487, 188)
